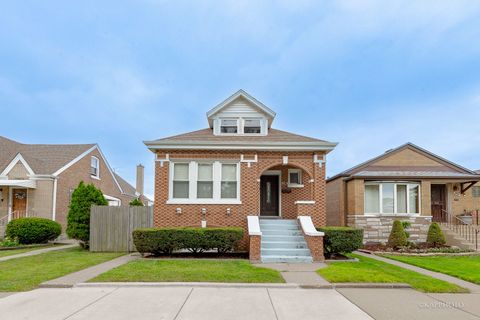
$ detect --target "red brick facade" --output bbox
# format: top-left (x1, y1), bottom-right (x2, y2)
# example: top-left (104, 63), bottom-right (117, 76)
top-left (153, 150), bottom-right (327, 250)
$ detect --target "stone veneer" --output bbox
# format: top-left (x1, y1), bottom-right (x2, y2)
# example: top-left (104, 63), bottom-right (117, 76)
top-left (348, 215), bottom-right (432, 244)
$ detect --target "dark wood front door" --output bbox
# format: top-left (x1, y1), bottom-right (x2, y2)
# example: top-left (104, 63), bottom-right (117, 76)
top-left (12, 188), bottom-right (27, 219)
top-left (431, 184), bottom-right (446, 222)
top-left (260, 175), bottom-right (279, 216)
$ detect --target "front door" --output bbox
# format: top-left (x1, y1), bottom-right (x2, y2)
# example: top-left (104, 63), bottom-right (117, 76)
top-left (12, 189), bottom-right (27, 219)
top-left (431, 184), bottom-right (446, 222)
top-left (260, 175), bottom-right (279, 216)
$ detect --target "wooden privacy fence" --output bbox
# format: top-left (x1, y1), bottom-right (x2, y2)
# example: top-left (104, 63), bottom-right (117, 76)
top-left (90, 205), bottom-right (153, 252)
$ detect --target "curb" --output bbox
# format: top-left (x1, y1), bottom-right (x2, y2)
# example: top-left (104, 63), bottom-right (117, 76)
top-left (75, 282), bottom-right (300, 289)
top-left (332, 283), bottom-right (411, 289)
top-left (39, 283), bottom-right (73, 289)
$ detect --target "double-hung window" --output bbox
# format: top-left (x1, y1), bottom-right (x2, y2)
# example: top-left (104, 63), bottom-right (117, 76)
top-left (364, 182), bottom-right (420, 215)
top-left (221, 164), bottom-right (237, 199)
top-left (173, 163), bottom-right (189, 198)
top-left (90, 156), bottom-right (100, 178)
top-left (170, 161), bottom-right (239, 203)
top-left (244, 119), bottom-right (261, 134)
top-left (220, 119), bottom-right (238, 133)
top-left (197, 164), bottom-right (213, 198)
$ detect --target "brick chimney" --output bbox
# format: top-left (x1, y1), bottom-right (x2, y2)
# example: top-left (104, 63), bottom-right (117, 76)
top-left (136, 164), bottom-right (144, 196)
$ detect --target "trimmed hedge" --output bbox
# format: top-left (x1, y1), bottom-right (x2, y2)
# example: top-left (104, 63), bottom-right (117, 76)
top-left (388, 220), bottom-right (408, 248)
top-left (133, 227), bottom-right (244, 255)
top-left (6, 218), bottom-right (61, 244)
top-left (426, 222), bottom-right (446, 247)
top-left (317, 227), bottom-right (364, 257)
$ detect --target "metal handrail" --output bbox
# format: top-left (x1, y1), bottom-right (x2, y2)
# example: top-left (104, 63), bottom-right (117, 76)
top-left (441, 209), bottom-right (479, 250)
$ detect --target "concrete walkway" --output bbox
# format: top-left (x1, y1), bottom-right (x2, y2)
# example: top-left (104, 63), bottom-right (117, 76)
top-left (0, 244), bottom-right (78, 262)
top-left (40, 254), bottom-right (139, 288)
top-left (355, 251), bottom-right (480, 293)
top-left (0, 286), bottom-right (373, 320)
top-left (259, 262), bottom-right (331, 287)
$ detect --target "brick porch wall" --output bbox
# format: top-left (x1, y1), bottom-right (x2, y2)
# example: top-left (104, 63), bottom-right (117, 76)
top-left (153, 150), bottom-right (327, 251)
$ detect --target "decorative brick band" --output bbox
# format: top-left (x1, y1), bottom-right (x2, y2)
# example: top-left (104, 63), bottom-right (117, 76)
top-left (249, 235), bottom-right (261, 262)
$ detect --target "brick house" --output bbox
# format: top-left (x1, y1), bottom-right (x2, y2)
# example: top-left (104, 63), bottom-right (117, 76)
top-left (144, 90), bottom-right (337, 262)
top-left (326, 143), bottom-right (480, 244)
top-left (0, 136), bottom-right (149, 236)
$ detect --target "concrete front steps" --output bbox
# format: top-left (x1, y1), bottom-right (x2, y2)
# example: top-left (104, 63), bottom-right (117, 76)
top-left (259, 219), bottom-right (313, 263)
top-left (441, 225), bottom-right (480, 251)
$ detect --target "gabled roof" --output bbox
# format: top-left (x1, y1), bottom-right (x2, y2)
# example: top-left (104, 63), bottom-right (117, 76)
top-left (0, 136), bottom-right (95, 175)
top-left (328, 142), bottom-right (480, 182)
top-left (113, 172), bottom-right (138, 197)
top-left (206, 89), bottom-right (276, 128)
top-left (144, 128), bottom-right (337, 152)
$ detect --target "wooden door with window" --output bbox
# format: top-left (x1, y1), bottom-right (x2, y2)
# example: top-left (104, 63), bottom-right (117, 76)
top-left (260, 175), bottom-right (279, 216)
top-left (12, 189), bottom-right (27, 219)
top-left (431, 185), bottom-right (446, 222)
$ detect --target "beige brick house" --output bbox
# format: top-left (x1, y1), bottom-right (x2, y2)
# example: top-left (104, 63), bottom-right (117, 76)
top-left (0, 136), bottom-right (149, 235)
top-left (144, 90), bottom-right (337, 262)
top-left (326, 143), bottom-right (480, 243)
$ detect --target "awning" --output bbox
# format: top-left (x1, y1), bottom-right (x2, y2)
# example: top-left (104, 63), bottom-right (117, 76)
top-left (0, 180), bottom-right (37, 188)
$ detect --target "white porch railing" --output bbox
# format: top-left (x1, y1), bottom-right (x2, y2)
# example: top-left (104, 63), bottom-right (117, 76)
top-left (441, 209), bottom-right (479, 251)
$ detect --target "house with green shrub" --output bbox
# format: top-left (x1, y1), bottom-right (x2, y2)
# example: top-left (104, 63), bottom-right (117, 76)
top-left (0, 136), bottom-right (150, 238)
top-left (326, 143), bottom-right (480, 249)
top-left (143, 90), bottom-right (342, 262)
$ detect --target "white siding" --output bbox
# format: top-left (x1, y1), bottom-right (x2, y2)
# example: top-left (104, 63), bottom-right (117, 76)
top-left (214, 97), bottom-right (266, 119)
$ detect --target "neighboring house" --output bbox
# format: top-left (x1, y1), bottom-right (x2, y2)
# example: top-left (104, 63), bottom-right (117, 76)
top-left (0, 136), bottom-right (149, 233)
top-left (144, 90), bottom-right (337, 262)
top-left (326, 143), bottom-right (480, 243)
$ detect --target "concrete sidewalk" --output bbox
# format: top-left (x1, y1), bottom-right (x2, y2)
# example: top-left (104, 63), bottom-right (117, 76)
top-left (40, 254), bottom-right (139, 288)
top-left (259, 262), bottom-right (331, 286)
top-left (355, 251), bottom-right (480, 293)
top-left (0, 286), bottom-right (372, 320)
top-left (0, 244), bottom-right (78, 262)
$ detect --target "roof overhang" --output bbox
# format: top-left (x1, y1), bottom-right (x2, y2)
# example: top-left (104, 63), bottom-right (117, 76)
top-left (144, 140), bottom-right (338, 153)
top-left (0, 179), bottom-right (37, 188)
top-left (344, 175), bottom-right (480, 182)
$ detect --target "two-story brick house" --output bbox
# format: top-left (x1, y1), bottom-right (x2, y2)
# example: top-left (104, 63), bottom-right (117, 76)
top-left (144, 90), bottom-right (337, 262)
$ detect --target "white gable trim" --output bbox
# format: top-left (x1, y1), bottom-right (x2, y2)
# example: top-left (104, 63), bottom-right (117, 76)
top-left (53, 145), bottom-right (124, 194)
top-left (0, 153), bottom-right (35, 176)
top-left (206, 89), bottom-right (276, 119)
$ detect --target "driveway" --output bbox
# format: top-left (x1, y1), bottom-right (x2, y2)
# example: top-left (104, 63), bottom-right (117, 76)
top-left (0, 286), bottom-right (370, 320)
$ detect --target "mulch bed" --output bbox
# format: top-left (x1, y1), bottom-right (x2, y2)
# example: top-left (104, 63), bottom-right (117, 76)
top-left (359, 243), bottom-right (477, 256)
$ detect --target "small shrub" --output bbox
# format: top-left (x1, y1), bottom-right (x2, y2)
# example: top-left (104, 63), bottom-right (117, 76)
top-left (6, 218), bottom-right (61, 244)
top-left (0, 236), bottom-right (20, 247)
top-left (129, 198), bottom-right (144, 206)
top-left (132, 227), bottom-right (244, 255)
top-left (401, 221), bottom-right (412, 239)
top-left (426, 222), bottom-right (446, 247)
top-left (317, 227), bottom-right (364, 257)
top-left (66, 181), bottom-right (108, 248)
top-left (387, 220), bottom-right (407, 248)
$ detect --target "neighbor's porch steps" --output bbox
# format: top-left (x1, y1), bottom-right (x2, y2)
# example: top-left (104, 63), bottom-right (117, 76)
top-left (440, 224), bottom-right (480, 251)
top-left (260, 219), bottom-right (313, 263)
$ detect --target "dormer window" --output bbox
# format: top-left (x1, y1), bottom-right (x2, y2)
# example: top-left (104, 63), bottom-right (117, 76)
top-left (220, 119), bottom-right (238, 134)
top-left (244, 119), bottom-right (261, 134)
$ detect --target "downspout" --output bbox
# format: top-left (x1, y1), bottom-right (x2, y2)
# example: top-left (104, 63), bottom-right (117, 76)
top-left (52, 177), bottom-right (58, 221)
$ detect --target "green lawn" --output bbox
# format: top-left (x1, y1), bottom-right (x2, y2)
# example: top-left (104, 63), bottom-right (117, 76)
top-left (382, 254), bottom-right (480, 285)
top-left (317, 254), bottom-right (467, 293)
top-left (91, 259), bottom-right (284, 283)
top-left (0, 244), bottom-right (62, 258)
top-left (0, 247), bottom-right (123, 291)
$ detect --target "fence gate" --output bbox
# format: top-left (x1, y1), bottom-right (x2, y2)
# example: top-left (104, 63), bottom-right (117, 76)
top-left (89, 206), bottom-right (153, 252)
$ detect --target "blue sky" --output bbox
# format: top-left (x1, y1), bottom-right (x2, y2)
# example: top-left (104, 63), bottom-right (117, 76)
top-left (1, 1), bottom-right (480, 199)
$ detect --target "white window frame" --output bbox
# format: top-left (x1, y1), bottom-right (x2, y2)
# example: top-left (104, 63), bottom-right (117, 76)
top-left (167, 161), bottom-right (241, 204)
top-left (364, 181), bottom-right (421, 215)
top-left (216, 117), bottom-right (267, 136)
top-left (287, 169), bottom-right (303, 188)
top-left (90, 156), bottom-right (100, 179)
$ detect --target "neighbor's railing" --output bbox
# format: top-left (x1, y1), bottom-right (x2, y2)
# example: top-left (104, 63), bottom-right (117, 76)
top-left (441, 209), bottom-right (479, 251)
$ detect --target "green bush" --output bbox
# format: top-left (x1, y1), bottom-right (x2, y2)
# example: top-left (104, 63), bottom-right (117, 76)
top-left (6, 218), bottom-right (61, 244)
top-left (426, 222), bottom-right (446, 247)
top-left (317, 227), bottom-right (364, 257)
top-left (129, 198), bottom-right (144, 206)
top-left (132, 227), bottom-right (244, 255)
top-left (387, 220), bottom-right (408, 248)
top-left (66, 181), bottom-right (108, 248)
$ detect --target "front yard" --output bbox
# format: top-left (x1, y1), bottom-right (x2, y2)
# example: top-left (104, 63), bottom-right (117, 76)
top-left (382, 254), bottom-right (480, 285)
top-left (317, 254), bottom-right (467, 293)
top-left (0, 244), bottom-right (62, 258)
top-left (0, 247), bottom-right (123, 291)
top-left (90, 259), bottom-right (284, 283)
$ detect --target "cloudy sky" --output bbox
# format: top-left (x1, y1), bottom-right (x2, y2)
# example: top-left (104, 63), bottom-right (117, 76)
top-left (1, 1), bottom-right (480, 199)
